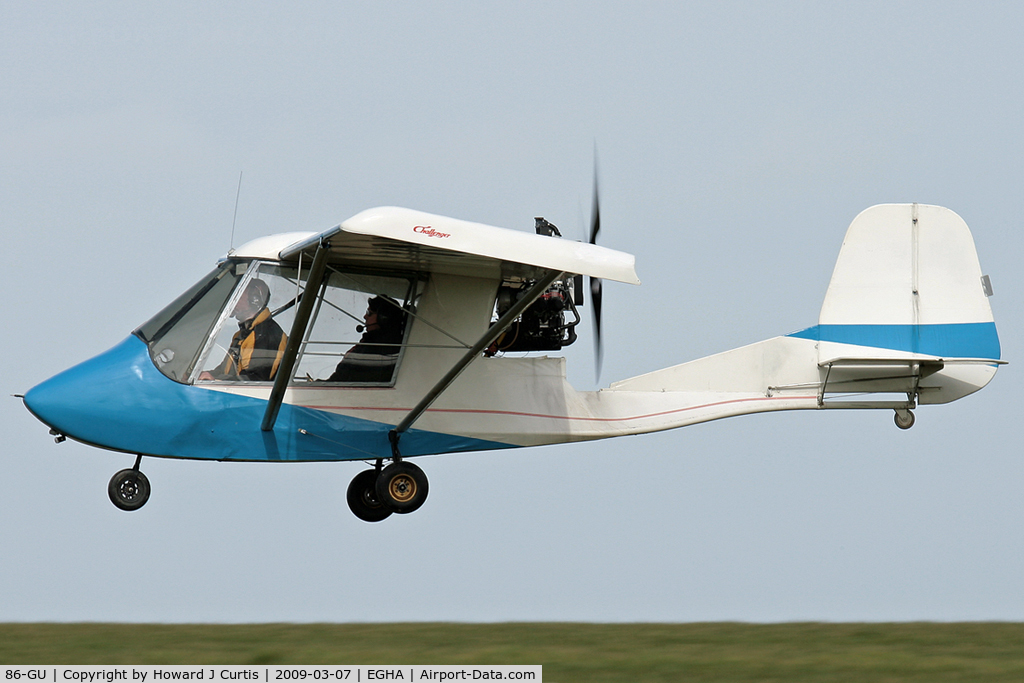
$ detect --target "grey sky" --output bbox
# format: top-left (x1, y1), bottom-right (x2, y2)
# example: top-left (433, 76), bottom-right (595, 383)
top-left (2, 2), bottom-right (1022, 622)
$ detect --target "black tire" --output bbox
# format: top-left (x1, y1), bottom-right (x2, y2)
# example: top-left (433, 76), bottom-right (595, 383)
top-left (376, 461), bottom-right (429, 514)
top-left (347, 469), bottom-right (393, 522)
top-left (108, 468), bottom-right (151, 511)
top-left (894, 410), bottom-right (916, 430)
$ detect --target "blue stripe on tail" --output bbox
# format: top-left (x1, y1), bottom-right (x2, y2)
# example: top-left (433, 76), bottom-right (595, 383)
top-left (787, 322), bottom-right (1000, 360)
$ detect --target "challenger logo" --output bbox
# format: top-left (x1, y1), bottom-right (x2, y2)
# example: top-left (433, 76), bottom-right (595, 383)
top-left (413, 225), bottom-right (451, 239)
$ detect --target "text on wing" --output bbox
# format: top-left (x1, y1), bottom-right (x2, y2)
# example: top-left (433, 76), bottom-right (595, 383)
top-left (413, 225), bottom-right (451, 239)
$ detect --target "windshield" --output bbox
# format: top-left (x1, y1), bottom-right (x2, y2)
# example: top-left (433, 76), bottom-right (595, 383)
top-left (135, 262), bottom-right (245, 383)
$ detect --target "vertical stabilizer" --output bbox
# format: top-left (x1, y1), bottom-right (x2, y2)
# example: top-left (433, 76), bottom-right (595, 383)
top-left (787, 204), bottom-right (1001, 405)
top-left (793, 204), bottom-right (1000, 362)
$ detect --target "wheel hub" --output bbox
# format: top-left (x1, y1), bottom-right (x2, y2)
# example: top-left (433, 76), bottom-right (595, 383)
top-left (389, 474), bottom-right (416, 502)
top-left (119, 479), bottom-right (140, 500)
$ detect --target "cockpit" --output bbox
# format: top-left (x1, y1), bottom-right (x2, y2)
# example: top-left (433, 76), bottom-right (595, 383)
top-left (135, 259), bottom-right (418, 386)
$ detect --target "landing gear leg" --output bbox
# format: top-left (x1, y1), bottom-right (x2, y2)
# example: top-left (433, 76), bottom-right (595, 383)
top-left (894, 408), bottom-right (916, 430)
top-left (108, 455), bottom-right (151, 511)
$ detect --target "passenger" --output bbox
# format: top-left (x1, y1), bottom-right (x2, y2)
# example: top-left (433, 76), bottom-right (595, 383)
top-left (328, 295), bottom-right (406, 383)
top-left (200, 279), bottom-right (288, 381)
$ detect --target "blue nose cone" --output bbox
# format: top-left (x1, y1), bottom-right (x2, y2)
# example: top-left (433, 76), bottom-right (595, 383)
top-left (23, 336), bottom-right (162, 450)
top-left (23, 334), bottom-right (254, 458)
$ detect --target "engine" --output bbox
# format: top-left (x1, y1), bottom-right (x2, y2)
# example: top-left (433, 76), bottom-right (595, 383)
top-left (487, 218), bottom-right (582, 354)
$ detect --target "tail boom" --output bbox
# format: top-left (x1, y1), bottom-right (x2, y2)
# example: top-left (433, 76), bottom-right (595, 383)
top-left (570, 204), bottom-right (1002, 438)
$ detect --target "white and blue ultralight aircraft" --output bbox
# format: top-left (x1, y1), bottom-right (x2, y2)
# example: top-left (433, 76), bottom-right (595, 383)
top-left (22, 202), bottom-right (1002, 521)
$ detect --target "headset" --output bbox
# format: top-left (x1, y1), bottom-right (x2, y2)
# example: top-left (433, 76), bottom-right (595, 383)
top-left (357, 295), bottom-right (405, 334)
top-left (371, 295), bottom-right (402, 328)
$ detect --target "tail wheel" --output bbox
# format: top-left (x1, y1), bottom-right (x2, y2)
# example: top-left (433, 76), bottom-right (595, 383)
top-left (894, 409), bottom-right (916, 430)
top-left (346, 469), bottom-right (393, 522)
top-left (376, 461), bottom-right (429, 514)
top-left (108, 468), bottom-right (151, 511)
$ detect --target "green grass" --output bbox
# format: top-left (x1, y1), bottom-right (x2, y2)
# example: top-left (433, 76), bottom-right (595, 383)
top-left (3, 623), bottom-right (1024, 681)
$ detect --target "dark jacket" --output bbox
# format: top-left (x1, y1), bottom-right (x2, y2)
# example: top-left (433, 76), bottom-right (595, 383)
top-left (328, 327), bottom-right (403, 383)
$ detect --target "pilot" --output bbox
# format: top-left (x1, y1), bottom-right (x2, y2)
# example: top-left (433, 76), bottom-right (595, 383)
top-left (200, 279), bottom-right (288, 382)
top-left (328, 295), bottom-right (406, 383)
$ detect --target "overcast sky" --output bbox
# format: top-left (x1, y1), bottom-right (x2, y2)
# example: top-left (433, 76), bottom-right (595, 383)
top-left (2, 1), bottom-right (1023, 622)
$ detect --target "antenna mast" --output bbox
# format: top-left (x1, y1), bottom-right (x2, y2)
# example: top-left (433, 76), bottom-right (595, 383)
top-left (229, 171), bottom-right (243, 251)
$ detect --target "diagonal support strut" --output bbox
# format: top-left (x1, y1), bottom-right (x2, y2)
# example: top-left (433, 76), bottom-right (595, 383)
top-left (262, 240), bottom-right (330, 432)
top-left (388, 270), bottom-right (565, 456)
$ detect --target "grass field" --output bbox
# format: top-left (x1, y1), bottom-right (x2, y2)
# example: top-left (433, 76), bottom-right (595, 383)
top-left (3, 623), bottom-right (1024, 681)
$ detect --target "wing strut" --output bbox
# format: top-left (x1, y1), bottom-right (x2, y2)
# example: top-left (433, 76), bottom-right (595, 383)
top-left (261, 240), bottom-right (330, 432)
top-left (388, 270), bottom-right (565, 457)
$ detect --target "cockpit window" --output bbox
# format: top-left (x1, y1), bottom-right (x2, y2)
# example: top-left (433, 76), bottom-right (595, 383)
top-left (135, 262), bottom-right (244, 383)
top-left (134, 257), bottom-right (420, 387)
top-left (291, 267), bottom-right (417, 385)
top-left (138, 257), bottom-right (419, 386)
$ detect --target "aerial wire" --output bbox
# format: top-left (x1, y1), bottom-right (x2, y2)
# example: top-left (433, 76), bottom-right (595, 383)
top-left (229, 170), bottom-right (243, 251)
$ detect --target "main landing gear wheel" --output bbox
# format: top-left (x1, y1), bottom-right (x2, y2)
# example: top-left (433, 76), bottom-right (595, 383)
top-left (376, 461), bottom-right (429, 514)
top-left (347, 469), bottom-right (393, 523)
top-left (108, 468), bottom-right (151, 511)
top-left (894, 409), bottom-right (916, 430)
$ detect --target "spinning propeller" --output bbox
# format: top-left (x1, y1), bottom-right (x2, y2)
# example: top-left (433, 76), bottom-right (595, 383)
top-left (589, 164), bottom-right (604, 381)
